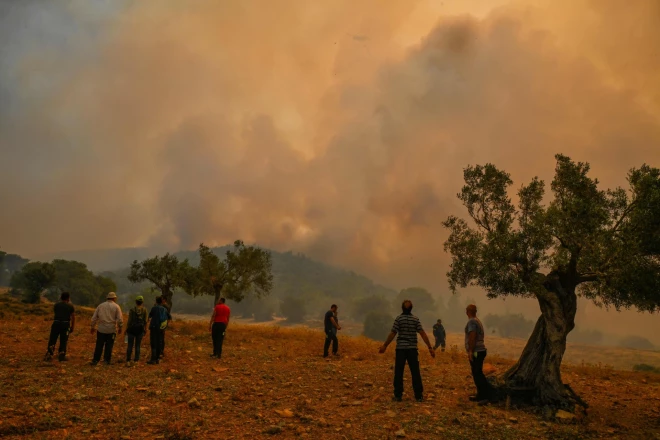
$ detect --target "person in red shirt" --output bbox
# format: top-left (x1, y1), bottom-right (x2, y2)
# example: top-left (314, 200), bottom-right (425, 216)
top-left (209, 297), bottom-right (231, 359)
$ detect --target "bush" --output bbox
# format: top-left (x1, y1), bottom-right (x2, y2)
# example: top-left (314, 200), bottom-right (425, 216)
top-left (619, 335), bottom-right (656, 351)
top-left (633, 364), bottom-right (660, 373)
top-left (568, 328), bottom-right (603, 345)
top-left (350, 295), bottom-right (390, 321)
top-left (253, 301), bottom-right (276, 322)
top-left (363, 312), bottom-right (394, 341)
top-left (280, 296), bottom-right (306, 323)
top-left (483, 313), bottom-right (535, 339)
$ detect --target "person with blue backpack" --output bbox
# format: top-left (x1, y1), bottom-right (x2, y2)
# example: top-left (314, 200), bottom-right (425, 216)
top-left (147, 296), bottom-right (168, 365)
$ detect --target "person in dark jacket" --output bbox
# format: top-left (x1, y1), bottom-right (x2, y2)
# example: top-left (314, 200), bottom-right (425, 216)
top-left (45, 292), bottom-right (75, 362)
top-left (159, 297), bottom-right (172, 358)
top-left (147, 296), bottom-right (167, 365)
top-left (432, 319), bottom-right (446, 352)
top-left (125, 295), bottom-right (148, 365)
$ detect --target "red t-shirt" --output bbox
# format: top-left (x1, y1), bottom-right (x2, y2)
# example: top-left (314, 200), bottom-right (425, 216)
top-left (213, 304), bottom-right (231, 324)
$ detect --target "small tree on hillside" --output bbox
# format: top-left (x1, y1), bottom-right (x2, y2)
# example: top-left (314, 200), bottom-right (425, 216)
top-left (46, 259), bottom-right (117, 306)
top-left (10, 262), bottom-right (56, 303)
top-left (280, 296), bottom-right (306, 323)
top-left (351, 295), bottom-right (391, 321)
top-left (194, 241), bottom-right (273, 304)
top-left (128, 253), bottom-right (195, 308)
top-left (364, 312), bottom-right (394, 341)
top-left (394, 287), bottom-right (436, 314)
top-left (0, 251), bottom-right (29, 286)
top-left (443, 154), bottom-right (660, 409)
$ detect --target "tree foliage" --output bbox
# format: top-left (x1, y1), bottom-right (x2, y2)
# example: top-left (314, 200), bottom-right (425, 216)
top-left (363, 312), bottom-right (394, 341)
top-left (193, 241), bottom-right (273, 304)
top-left (394, 287), bottom-right (436, 313)
top-left (350, 295), bottom-right (391, 321)
top-left (10, 262), bottom-right (56, 303)
top-left (128, 253), bottom-right (195, 307)
top-left (46, 259), bottom-right (116, 306)
top-left (280, 296), bottom-right (306, 323)
top-left (444, 155), bottom-right (660, 310)
top-left (0, 251), bottom-right (29, 286)
top-left (483, 313), bottom-right (535, 339)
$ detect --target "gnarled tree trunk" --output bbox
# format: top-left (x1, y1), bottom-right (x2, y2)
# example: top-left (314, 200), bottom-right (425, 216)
top-left (498, 274), bottom-right (587, 411)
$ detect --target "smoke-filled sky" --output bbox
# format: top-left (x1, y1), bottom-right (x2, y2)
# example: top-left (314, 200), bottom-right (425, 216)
top-left (1, 1), bottom-right (659, 335)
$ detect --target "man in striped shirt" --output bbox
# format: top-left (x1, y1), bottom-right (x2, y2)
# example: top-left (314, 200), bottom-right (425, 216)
top-left (379, 299), bottom-right (435, 402)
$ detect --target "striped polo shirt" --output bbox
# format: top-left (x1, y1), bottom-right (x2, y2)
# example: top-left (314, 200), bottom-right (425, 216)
top-left (391, 313), bottom-right (423, 349)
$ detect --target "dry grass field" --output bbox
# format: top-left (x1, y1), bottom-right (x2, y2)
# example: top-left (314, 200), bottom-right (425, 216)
top-left (0, 294), bottom-right (659, 439)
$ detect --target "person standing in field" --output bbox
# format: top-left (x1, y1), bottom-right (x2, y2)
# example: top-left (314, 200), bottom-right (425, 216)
top-left (209, 297), bottom-right (231, 359)
top-left (147, 296), bottom-right (168, 365)
top-left (90, 292), bottom-right (123, 366)
top-left (125, 295), bottom-right (148, 365)
top-left (432, 319), bottom-right (446, 352)
top-left (379, 300), bottom-right (435, 402)
top-left (465, 304), bottom-right (493, 405)
top-left (160, 297), bottom-right (172, 359)
top-left (323, 304), bottom-right (341, 358)
top-left (45, 291), bottom-right (75, 362)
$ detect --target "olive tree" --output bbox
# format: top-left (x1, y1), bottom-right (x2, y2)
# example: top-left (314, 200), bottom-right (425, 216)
top-left (443, 154), bottom-right (660, 409)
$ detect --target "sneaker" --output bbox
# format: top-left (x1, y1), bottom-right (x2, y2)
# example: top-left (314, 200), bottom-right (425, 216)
top-left (147, 360), bottom-right (159, 365)
top-left (44, 353), bottom-right (53, 362)
top-left (477, 399), bottom-right (490, 406)
top-left (89, 361), bottom-right (99, 366)
top-left (392, 396), bottom-right (402, 402)
top-left (103, 361), bottom-right (112, 366)
top-left (332, 353), bottom-right (340, 357)
top-left (210, 354), bottom-right (218, 358)
top-left (468, 395), bottom-right (479, 402)
top-left (416, 397), bottom-right (424, 402)
top-left (58, 354), bottom-right (68, 362)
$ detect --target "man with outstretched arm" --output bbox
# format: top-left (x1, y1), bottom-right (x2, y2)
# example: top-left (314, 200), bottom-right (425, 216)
top-left (209, 297), bottom-right (231, 359)
top-left (45, 292), bottom-right (75, 362)
top-left (465, 304), bottom-right (493, 405)
top-left (379, 300), bottom-right (435, 402)
top-left (323, 304), bottom-right (341, 358)
top-left (90, 292), bottom-right (123, 366)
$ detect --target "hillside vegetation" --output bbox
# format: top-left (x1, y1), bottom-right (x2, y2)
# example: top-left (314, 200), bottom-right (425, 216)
top-left (1, 297), bottom-right (659, 439)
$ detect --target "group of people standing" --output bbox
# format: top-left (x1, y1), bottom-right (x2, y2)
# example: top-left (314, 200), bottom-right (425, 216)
top-left (45, 292), bottom-right (172, 366)
top-left (46, 291), bottom-right (493, 405)
top-left (322, 300), bottom-right (492, 405)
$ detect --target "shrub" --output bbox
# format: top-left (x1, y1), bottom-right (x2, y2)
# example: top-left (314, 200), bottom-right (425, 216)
top-left (363, 312), bottom-right (394, 341)
top-left (633, 363), bottom-right (660, 373)
top-left (568, 328), bottom-right (604, 345)
top-left (483, 313), bottom-right (535, 339)
top-left (619, 335), bottom-right (656, 351)
top-left (280, 297), bottom-right (306, 323)
top-left (254, 301), bottom-right (275, 322)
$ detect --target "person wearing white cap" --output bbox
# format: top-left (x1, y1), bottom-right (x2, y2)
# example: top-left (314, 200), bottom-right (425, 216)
top-left (90, 292), bottom-right (124, 365)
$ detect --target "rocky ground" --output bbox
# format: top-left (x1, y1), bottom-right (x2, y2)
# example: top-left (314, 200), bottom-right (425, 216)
top-left (0, 296), bottom-right (659, 439)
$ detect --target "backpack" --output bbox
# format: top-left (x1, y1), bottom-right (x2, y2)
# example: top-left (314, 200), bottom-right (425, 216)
top-left (127, 307), bottom-right (146, 335)
top-left (159, 306), bottom-right (169, 330)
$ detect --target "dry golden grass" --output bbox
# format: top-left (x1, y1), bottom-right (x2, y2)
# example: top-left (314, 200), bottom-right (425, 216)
top-left (0, 296), bottom-right (659, 439)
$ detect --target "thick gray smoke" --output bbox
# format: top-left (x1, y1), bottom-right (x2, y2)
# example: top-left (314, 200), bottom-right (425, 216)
top-left (1, 0), bottom-right (659, 337)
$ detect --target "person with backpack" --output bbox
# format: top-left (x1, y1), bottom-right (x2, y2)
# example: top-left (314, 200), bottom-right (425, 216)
top-left (45, 291), bottom-right (75, 362)
top-left (465, 304), bottom-right (493, 405)
top-left (147, 296), bottom-right (168, 365)
top-left (125, 295), bottom-right (148, 365)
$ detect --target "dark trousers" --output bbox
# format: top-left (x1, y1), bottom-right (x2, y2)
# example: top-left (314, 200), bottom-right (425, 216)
top-left (47, 321), bottom-right (70, 356)
top-left (470, 350), bottom-right (492, 399)
top-left (433, 337), bottom-right (446, 350)
top-left (126, 332), bottom-right (144, 361)
top-left (150, 328), bottom-right (163, 361)
top-left (212, 322), bottom-right (227, 357)
top-left (323, 329), bottom-right (338, 357)
top-left (394, 349), bottom-right (423, 399)
top-left (93, 332), bottom-right (116, 363)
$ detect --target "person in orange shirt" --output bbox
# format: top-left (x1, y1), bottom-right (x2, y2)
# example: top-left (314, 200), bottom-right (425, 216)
top-left (209, 297), bottom-right (231, 359)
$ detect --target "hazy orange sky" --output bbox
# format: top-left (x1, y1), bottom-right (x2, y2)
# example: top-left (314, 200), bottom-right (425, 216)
top-left (1, 0), bottom-right (659, 337)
